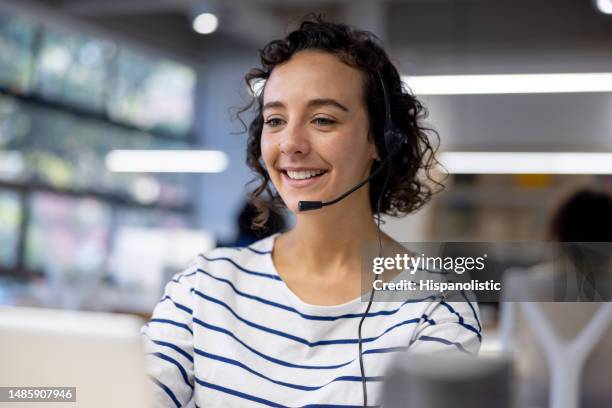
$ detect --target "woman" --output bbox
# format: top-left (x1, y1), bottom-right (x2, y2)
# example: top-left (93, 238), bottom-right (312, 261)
top-left (142, 15), bottom-right (481, 408)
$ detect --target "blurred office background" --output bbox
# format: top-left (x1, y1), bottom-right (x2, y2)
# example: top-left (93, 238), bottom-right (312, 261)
top-left (0, 0), bottom-right (611, 318)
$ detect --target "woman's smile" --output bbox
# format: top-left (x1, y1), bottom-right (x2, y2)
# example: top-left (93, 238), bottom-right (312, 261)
top-left (280, 167), bottom-right (329, 188)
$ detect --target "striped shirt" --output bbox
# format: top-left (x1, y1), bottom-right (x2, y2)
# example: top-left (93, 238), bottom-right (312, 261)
top-left (141, 233), bottom-right (482, 407)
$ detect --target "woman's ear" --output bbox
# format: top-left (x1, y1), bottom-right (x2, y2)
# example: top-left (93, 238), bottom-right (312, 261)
top-left (368, 132), bottom-right (381, 161)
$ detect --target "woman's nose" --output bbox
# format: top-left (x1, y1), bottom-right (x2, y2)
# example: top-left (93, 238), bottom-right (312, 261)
top-left (279, 124), bottom-right (310, 156)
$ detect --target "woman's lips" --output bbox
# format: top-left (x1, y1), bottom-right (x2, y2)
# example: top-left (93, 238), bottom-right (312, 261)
top-left (280, 170), bottom-right (327, 188)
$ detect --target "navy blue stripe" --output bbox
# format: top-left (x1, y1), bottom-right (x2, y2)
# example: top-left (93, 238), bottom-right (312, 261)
top-left (460, 289), bottom-right (482, 333)
top-left (171, 270), bottom-right (197, 283)
top-left (420, 313), bottom-right (436, 325)
top-left (192, 317), bottom-right (350, 369)
top-left (196, 379), bottom-right (371, 408)
top-left (193, 288), bottom-right (333, 346)
top-left (327, 376), bottom-right (383, 382)
top-left (141, 332), bottom-right (194, 363)
top-left (148, 317), bottom-right (412, 375)
top-left (149, 352), bottom-right (193, 390)
top-left (198, 268), bottom-right (433, 321)
top-left (440, 301), bottom-right (482, 342)
top-left (197, 379), bottom-right (285, 407)
top-left (362, 346), bottom-right (409, 355)
top-left (194, 348), bottom-right (382, 391)
top-left (199, 254), bottom-right (281, 281)
top-left (196, 269), bottom-right (297, 312)
top-left (415, 335), bottom-right (472, 355)
top-left (192, 288), bottom-right (424, 347)
top-left (195, 316), bottom-right (413, 371)
top-left (365, 318), bottom-right (422, 345)
top-left (149, 318), bottom-right (193, 335)
top-left (150, 376), bottom-right (181, 408)
top-left (160, 296), bottom-right (193, 315)
top-left (245, 246), bottom-right (272, 255)
top-left (192, 288), bottom-right (309, 345)
top-left (156, 297), bottom-right (191, 318)
top-left (160, 269), bottom-right (436, 330)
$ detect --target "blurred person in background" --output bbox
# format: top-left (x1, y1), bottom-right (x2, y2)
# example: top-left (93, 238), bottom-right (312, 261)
top-left (547, 187), bottom-right (612, 301)
top-left (548, 187), bottom-right (612, 242)
top-left (510, 187), bottom-right (612, 407)
top-left (141, 15), bottom-right (481, 407)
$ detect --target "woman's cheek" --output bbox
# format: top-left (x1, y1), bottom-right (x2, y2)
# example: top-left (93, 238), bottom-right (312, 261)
top-left (260, 133), bottom-right (276, 169)
top-left (320, 138), bottom-right (351, 169)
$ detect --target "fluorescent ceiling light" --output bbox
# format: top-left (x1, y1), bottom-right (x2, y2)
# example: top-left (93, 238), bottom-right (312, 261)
top-left (106, 150), bottom-right (228, 173)
top-left (596, 0), bottom-right (612, 14)
top-left (440, 152), bottom-right (612, 174)
top-left (193, 13), bottom-right (218, 34)
top-left (402, 73), bottom-right (612, 95)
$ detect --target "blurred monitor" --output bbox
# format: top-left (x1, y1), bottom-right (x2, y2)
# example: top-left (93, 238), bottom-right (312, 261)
top-left (382, 353), bottom-right (512, 408)
top-left (25, 192), bottom-right (111, 280)
top-left (0, 12), bottom-right (35, 92)
top-left (0, 306), bottom-right (151, 408)
top-left (109, 227), bottom-right (215, 294)
top-left (33, 29), bottom-right (113, 112)
top-left (107, 50), bottom-right (196, 136)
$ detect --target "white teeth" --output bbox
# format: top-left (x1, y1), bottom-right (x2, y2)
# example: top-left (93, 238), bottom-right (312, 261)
top-left (286, 169), bottom-right (326, 180)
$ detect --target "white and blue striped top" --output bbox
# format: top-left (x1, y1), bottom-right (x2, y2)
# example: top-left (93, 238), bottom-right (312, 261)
top-left (141, 233), bottom-right (482, 407)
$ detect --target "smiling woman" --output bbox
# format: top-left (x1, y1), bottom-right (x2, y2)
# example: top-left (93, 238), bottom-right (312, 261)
top-left (242, 23), bottom-right (442, 230)
top-left (141, 14), bottom-right (482, 408)
top-left (260, 50), bottom-right (376, 215)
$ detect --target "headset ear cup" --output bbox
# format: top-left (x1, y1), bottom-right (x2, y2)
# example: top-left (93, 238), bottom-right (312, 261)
top-left (384, 127), bottom-right (407, 158)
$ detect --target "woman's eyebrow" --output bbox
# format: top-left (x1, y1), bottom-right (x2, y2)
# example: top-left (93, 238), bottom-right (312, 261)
top-left (262, 98), bottom-right (349, 113)
top-left (262, 100), bottom-right (285, 112)
top-left (306, 98), bottom-right (349, 112)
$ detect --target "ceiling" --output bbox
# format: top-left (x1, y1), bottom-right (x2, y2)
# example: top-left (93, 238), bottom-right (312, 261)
top-left (6, 0), bottom-right (612, 68)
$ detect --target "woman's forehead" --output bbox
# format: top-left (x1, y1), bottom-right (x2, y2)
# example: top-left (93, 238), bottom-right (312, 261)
top-left (263, 50), bottom-right (365, 107)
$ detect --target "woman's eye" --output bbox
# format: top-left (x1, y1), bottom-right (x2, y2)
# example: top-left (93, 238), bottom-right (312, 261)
top-left (264, 118), bottom-right (284, 127)
top-left (312, 117), bottom-right (336, 126)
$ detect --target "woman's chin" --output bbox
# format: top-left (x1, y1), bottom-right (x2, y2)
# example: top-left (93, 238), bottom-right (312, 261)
top-left (285, 200), bottom-right (302, 214)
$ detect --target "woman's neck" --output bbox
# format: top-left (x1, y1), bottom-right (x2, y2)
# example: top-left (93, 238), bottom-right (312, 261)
top-left (276, 193), bottom-right (388, 279)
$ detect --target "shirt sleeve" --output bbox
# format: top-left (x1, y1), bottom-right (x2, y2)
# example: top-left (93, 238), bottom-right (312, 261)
top-left (408, 295), bottom-right (482, 356)
top-left (141, 260), bottom-right (198, 408)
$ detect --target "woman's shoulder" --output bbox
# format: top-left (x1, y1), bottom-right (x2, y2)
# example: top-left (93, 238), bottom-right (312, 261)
top-left (191, 233), bottom-right (279, 281)
top-left (206, 233), bottom-right (276, 259)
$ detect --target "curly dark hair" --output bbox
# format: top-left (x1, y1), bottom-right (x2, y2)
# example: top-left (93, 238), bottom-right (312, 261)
top-left (237, 14), bottom-right (443, 230)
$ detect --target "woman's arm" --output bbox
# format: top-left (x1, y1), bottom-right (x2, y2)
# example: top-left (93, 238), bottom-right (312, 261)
top-left (141, 263), bottom-right (197, 407)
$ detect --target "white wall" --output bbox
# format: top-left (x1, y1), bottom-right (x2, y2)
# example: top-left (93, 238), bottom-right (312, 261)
top-left (194, 56), bottom-right (259, 242)
top-left (420, 92), bottom-right (612, 152)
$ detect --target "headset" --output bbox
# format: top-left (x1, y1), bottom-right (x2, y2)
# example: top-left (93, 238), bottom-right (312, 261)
top-left (297, 72), bottom-right (405, 212)
top-left (298, 71), bottom-right (407, 407)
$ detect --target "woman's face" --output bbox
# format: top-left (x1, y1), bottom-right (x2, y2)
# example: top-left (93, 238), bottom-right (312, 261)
top-left (260, 50), bottom-right (378, 214)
